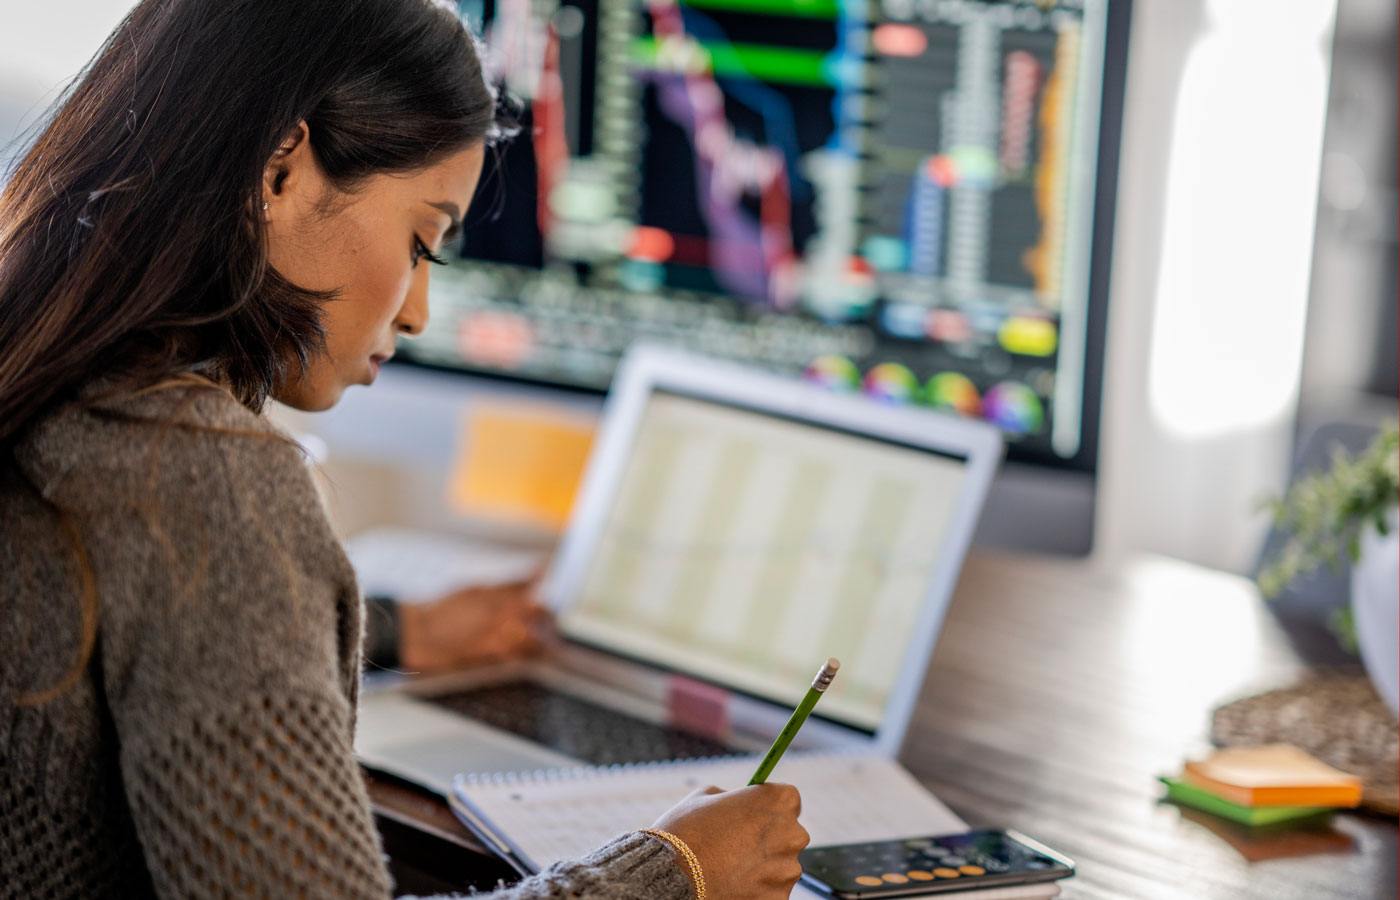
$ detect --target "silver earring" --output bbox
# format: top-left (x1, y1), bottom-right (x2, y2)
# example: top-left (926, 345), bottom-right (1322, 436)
top-left (262, 201), bottom-right (269, 211)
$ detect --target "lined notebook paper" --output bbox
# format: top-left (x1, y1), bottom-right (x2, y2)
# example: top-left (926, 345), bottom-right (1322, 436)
top-left (451, 753), bottom-right (1061, 899)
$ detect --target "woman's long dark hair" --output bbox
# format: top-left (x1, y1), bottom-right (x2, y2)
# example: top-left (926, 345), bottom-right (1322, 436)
top-left (1, 0), bottom-right (499, 705)
top-left (0, 0), bottom-right (498, 447)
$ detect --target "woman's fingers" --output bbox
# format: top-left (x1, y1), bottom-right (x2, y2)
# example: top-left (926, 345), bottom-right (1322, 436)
top-left (650, 782), bottom-right (807, 900)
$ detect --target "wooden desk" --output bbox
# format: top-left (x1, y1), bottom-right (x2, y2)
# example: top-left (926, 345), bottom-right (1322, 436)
top-left (367, 552), bottom-right (1399, 899)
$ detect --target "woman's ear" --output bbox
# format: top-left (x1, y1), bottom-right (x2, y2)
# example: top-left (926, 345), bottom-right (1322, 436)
top-left (261, 120), bottom-right (316, 217)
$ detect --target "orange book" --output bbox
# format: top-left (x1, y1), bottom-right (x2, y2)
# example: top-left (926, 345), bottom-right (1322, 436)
top-left (1182, 744), bottom-right (1363, 808)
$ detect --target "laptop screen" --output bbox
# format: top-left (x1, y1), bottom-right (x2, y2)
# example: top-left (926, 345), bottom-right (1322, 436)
top-left (557, 390), bottom-right (970, 733)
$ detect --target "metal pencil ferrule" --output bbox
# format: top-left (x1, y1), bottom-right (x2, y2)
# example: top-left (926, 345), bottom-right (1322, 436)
top-left (811, 658), bottom-right (840, 693)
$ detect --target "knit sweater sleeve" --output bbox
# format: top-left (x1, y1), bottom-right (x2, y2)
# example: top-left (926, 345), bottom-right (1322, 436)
top-left (46, 386), bottom-right (690, 900)
top-left (421, 832), bottom-right (694, 900)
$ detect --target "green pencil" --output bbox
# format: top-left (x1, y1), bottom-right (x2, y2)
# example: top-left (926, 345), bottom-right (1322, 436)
top-left (749, 658), bottom-right (840, 785)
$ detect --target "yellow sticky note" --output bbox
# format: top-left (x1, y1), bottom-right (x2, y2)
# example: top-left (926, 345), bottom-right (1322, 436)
top-left (449, 404), bottom-right (596, 530)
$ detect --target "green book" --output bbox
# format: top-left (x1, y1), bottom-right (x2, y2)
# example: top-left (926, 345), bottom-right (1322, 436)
top-left (1158, 777), bottom-right (1333, 826)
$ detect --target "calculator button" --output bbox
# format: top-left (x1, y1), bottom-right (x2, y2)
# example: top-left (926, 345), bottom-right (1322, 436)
top-left (881, 873), bottom-right (909, 884)
top-left (855, 876), bottom-right (883, 887)
top-left (942, 856), bottom-right (967, 866)
top-left (933, 868), bottom-right (961, 879)
top-left (907, 870), bottom-right (935, 881)
top-left (959, 865), bottom-right (986, 876)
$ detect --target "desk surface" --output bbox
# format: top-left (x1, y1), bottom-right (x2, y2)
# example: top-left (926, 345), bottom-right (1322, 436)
top-left (367, 551), bottom-right (1399, 899)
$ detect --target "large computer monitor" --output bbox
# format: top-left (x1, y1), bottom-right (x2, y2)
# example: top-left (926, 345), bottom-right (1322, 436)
top-left (398, 0), bottom-right (1131, 553)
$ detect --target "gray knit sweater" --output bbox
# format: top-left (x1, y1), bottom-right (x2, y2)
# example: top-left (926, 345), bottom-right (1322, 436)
top-left (0, 380), bottom-right (691, 900)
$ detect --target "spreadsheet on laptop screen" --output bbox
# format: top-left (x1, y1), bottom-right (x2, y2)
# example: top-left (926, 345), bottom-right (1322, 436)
top-left (558, 391), bottom-right (970, 732)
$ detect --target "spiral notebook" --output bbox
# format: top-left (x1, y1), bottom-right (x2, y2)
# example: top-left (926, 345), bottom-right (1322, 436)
top-left (449, 753), bottom-right (1061, 899)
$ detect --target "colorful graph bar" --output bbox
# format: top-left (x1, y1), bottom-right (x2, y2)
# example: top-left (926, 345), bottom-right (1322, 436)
top-left (678, 0), bottom-right (842, 19)
top-left (908, 157), bottom-right (946, 278)
top-left (632, 37), bottom-right (836, 87)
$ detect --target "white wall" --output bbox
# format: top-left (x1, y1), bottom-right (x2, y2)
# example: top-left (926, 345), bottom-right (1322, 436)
top-left (1300, 0), bottom-right (1397, 410)
top-left (0, 2), bottom-right (137, 167)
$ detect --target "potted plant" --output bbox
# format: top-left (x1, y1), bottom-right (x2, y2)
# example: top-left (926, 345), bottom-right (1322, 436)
top-left (1259, 422), bottom-right (1400, 715)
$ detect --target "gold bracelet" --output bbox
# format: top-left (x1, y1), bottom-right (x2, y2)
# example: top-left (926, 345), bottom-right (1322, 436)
top-left (641, 828), bottom-right (707, 900)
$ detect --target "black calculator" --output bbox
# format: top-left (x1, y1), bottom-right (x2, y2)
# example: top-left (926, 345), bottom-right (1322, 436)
top-left (799, 829), bottom-right (1075, 898)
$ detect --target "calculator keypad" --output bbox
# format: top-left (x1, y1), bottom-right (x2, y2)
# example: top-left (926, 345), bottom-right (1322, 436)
top-left (800, 832), bottom-right (1057, 895)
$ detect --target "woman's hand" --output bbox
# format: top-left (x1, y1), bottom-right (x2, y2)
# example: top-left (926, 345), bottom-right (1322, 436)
top-left (398, 574), bottom-right (551, 673)
top-left (651, 783), bottom-right (809, 900)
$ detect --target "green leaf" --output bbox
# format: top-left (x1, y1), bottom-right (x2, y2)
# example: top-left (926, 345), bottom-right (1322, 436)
top-left (1327, 606), bottom-right (1359, 656)
top-left (1256, 422), bottom-right (1399, 594)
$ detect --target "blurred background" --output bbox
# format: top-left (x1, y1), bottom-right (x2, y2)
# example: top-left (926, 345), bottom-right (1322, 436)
top-left (2, 0), bottom-right (1395, 581)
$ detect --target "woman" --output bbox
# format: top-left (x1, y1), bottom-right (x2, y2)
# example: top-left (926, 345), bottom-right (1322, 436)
top-left (0, 1), bottom-right (808, 898)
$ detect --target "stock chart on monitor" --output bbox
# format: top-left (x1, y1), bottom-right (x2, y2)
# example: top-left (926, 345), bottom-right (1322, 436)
top-left (409, 0), bottom-right (1121, 466)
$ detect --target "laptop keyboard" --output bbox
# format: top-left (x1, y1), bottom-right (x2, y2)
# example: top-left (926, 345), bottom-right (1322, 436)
top-left (426, 682), bottom-right (733, 767)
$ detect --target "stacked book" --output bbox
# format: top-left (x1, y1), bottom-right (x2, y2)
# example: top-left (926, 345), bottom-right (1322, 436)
top-left (1161, 743), bottom-right (1363, 826)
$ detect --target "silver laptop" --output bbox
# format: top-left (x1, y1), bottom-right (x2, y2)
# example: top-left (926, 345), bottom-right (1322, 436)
top-left (354, 346), bottom-right (1003, 793)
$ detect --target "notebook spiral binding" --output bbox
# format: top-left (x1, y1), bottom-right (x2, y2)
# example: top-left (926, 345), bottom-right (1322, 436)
top-left (463, 753), bottom-right (752, 786)
top-left (461, 749), bottom-right (858, 787)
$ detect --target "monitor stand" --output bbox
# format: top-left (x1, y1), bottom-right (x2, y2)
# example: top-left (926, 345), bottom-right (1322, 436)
top-left (973, 462), bottom-right (1096, 557)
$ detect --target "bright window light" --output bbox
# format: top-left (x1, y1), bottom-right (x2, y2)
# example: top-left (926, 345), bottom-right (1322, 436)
top-left (1147, 0), bottom-right (1335, 440)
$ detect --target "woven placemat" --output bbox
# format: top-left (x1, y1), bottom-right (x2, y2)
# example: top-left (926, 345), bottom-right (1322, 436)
top-left (1211, 673), bottom-right (1399, 815)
